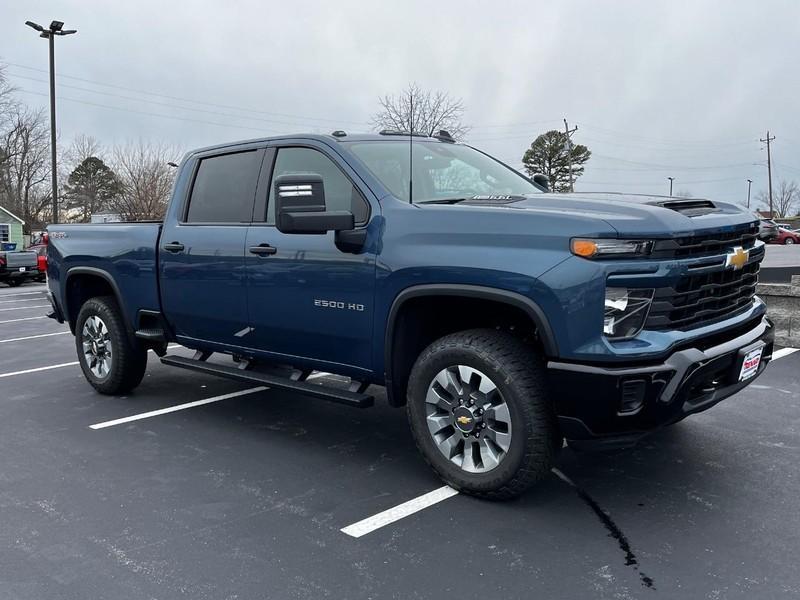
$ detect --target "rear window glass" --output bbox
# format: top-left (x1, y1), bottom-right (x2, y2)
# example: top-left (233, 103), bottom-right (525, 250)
top-left (186, 151), bottom-right (261, 223)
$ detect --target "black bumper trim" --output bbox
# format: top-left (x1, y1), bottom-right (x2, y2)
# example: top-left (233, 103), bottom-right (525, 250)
top-left (546, 317), bottom-right (774, 445)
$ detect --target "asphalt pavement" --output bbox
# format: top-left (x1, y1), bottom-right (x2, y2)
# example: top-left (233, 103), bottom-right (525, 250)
top-left (1, 282), bottom-right (800, 599)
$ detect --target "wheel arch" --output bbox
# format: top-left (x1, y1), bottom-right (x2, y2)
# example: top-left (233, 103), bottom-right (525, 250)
top-left (64, 267), bottom-right (131, 335)
top-left (383, 284), bottom-right (558, 407)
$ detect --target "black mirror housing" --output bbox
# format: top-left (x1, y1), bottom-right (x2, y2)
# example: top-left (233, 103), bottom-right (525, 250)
top-left (274, 174), bottom-right (355, 234)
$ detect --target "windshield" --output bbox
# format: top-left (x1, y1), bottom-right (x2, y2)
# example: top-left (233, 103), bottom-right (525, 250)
top-left (348, 140), bottom-right (543, 203)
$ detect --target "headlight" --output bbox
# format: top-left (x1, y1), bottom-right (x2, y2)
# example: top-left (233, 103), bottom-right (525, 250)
top-left (603, 288), bottom-right (654, 339)
top-left (571, 238), bottom-right (653, 259)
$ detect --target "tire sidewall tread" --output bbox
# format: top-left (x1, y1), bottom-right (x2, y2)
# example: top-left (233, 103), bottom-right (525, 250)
top-left (406, 328), bottom-right (559, 500)
top-left (75, 296), bottom-right (147, 395)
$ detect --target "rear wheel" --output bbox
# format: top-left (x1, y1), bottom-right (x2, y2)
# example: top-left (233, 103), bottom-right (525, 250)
top-left (785, 237), bottom-right (795, 244)
top-left (7, 279), bottom-right (22, 287)
top-left (75, 296), bottom-right (147, 394)
top-left (406, 329), bottom-right (560, 500)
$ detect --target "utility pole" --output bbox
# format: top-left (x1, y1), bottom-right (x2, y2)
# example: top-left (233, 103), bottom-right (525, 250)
top-left (746, 179), bottom-right (753, 209)
top-left (25, 20), bottom-right (77, 225)
top-left (668, 176), bottom-right (674, 196)
top-left (760, 130), bottom-right (775, 218)
top-left (563, 118), bottom-right (578, 193)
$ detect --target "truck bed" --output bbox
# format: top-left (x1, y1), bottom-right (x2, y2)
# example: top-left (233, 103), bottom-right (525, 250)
top-left (47, 222), bottom-right (163, 331)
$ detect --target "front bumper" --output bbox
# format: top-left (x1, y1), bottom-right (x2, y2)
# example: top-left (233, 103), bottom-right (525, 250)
top-left (547, 316), bottom-right (774, 449)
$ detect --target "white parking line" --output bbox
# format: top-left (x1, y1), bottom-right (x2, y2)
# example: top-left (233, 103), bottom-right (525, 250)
top-left (340, 486), bottom-right (460, 538)
top-left (0, 290), bottom-right (44, 298)
top-left (89, 386), bottom-right (268, 429)
top-left (772, 347), bottom-right (799, 361)
top-left (0, 316), bottom-right (47, 324)
top-left (0, 305), bottom-right (48, 312)
top-left (0, 297), bottom-right (45, 304)
top-left (0, 361), bottom-right (79, 378)
top-left (0, 331), bottom-right (70, 344)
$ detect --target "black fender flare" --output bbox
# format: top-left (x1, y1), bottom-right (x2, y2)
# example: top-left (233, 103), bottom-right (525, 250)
top-left (64, 266), bottom-right (132, 335)
top-left (383, 284), bottom-right (558, 406)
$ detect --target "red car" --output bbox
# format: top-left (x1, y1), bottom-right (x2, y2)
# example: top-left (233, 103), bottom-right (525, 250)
top-left (769, 227), bottom-right (800, 245)
top-left (25, 244), bottom-right (47, 281)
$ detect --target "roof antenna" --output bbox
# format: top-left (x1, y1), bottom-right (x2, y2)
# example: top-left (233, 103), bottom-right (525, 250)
top-left (408, 90), bottom-right (413, 204)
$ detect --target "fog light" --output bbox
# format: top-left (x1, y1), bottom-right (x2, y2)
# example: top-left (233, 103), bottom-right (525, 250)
top-left (619, 379), bottom-right (646, 414)
top-left (604, 287), bottom-right (654, 339)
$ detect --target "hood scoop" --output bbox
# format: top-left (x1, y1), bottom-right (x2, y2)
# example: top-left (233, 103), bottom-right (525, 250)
top-left (653, 199), bottom-right (720, 217)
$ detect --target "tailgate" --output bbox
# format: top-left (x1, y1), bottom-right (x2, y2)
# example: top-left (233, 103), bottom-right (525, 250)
top-left (3, 252), bottom-right (38, 268)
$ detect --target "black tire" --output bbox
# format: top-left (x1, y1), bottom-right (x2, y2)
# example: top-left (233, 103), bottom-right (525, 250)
top-left (75, 296), bottom-right (147, 395)
top-left (7, 279), bottom-right (23, 287)
top-left (785, 238), bottom-right (795, 245)
top-left (406, 329), bottom-right (560, 500)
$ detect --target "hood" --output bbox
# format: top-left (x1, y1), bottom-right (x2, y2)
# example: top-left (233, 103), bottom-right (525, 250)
top-left (456, 192), bottom-right (758, 238)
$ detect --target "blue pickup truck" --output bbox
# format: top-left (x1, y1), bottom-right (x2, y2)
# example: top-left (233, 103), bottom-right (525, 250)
top-left (46, 131), bottom-right (773, 498)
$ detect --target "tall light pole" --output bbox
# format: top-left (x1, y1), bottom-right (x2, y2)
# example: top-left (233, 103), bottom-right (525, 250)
top-left (667, 176), bottom-right (674, 196)
top-left (746, 179), bottom-right (753, 209)
top-left (25, 20), bottom-right (77, 225)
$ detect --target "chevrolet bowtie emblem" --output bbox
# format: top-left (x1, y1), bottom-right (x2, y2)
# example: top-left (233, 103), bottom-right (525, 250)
top-left (457, 415), bottom-right (472, 425)
top-left (725, 246), bottom-right (749, 271)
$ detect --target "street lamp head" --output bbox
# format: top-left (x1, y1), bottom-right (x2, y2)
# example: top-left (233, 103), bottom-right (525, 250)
top-left (55, 29), bottom-right (77, 35)
top-left (49, 20), bottom-right (64, 32)
top-left (25, 20), bottom-right (44, 31)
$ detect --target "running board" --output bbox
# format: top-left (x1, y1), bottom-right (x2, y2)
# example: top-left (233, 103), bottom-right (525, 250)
top-left (160, 355), bottom-right (374, 408)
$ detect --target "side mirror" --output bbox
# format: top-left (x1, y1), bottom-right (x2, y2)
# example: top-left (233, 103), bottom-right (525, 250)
top-left (274, 174), bottom-right (355, 234)
top-left (532, 173), bottom-right (550, 192)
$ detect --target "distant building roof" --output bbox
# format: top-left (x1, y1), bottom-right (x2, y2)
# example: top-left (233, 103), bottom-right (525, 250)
top-left (0, 205), bottom-right (25, 225)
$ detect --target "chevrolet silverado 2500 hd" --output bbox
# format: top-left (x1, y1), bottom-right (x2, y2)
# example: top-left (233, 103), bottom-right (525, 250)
top-left (46, 131), bottom-right (773, 498)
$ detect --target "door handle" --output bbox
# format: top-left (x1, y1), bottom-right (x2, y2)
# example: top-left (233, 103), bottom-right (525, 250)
top-left (164, 242), bottom-right (185, 253)
top-left (249, 244), bottom-right (277, 256)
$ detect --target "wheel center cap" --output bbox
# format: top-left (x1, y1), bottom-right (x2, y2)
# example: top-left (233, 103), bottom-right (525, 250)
top-left (453, 407), bottom-right (477, 433)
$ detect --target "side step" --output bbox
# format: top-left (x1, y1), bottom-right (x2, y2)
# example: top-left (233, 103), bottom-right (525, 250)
top-left (160, 355), bottom-right (374, 408)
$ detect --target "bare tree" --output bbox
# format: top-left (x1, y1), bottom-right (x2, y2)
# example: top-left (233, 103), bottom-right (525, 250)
top-left (111, 141), bottom-right (180, 221)
top-left (0, 106), bottom-right (52, 229)
top-left (755, 179), bottom-right (798, 218)
top-left (372, 83), bottom-right (469, 140)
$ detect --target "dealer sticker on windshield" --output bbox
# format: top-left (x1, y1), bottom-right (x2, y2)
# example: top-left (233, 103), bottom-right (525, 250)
top-left (739, 346), bottom-right (763, 381)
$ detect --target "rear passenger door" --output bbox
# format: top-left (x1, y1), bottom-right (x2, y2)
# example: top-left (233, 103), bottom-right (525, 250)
top-left (160, 147), bottom-right (265, 348)
top-left (244, 143), bottom-right (378, 374)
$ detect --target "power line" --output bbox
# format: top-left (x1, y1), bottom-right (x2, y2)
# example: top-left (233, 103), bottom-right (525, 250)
top-left (16, 88), bottom-right (283, 134)
top-left (10, 72), bottom-right (353, 130)
top-left (5, 61), bottom-right (368, 126)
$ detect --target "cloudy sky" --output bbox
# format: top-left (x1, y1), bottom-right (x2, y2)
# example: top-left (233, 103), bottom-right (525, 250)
top-left (2, 0), bottom-right (799, 208)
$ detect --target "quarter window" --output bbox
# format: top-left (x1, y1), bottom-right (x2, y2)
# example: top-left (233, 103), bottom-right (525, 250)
top-left (186, 150), bottom-right (261, 223)
top-left (267, 147), bottom-right (369, 225)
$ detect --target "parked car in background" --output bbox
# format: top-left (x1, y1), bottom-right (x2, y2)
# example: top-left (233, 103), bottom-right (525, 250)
top-left (26, 244), bottom-right (48, 281)
top-left (769, 227), bottom-right (800, 245)
top-left (758, 219), bottom-right (779, 241)
top-left (0, 249), bottom-right (39, 286)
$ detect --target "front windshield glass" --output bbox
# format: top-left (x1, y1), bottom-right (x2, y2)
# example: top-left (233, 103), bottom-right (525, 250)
top-left (348, 140), bottom-right (543, 203)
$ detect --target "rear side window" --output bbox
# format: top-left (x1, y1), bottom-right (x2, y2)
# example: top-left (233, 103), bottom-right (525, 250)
top-left (186, 151), bottom-right (261, 223)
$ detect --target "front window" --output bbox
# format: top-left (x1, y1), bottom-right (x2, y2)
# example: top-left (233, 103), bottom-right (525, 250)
top-left (348, 141), bottom-right (542, 203)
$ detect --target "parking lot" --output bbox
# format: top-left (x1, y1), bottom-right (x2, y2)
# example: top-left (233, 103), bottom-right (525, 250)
top-left (1, 282), bottom-right (800, 599)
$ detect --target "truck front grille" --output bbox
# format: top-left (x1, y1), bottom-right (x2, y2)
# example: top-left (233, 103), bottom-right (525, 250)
top-left (646, 256), bottom-right (761, 331)
top-left (650, 223), bottom-right (759, 259)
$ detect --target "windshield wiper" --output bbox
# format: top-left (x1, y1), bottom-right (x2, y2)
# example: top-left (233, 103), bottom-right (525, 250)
top-left (417, 195), bottom-right (527, 205)
top-left (416, 198), bottom-right (470, 205)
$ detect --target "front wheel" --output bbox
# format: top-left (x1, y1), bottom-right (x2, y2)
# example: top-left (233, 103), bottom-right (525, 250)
top-left (75, 296), bottom-right (147, 394)
top-left (406, 329), bottom-right (560, 500)
top-left (785, 238), bottom-right (795, 245)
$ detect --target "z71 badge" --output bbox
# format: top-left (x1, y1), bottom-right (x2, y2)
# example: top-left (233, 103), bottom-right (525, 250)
top-left (314, 299), bottom-right (365, 311)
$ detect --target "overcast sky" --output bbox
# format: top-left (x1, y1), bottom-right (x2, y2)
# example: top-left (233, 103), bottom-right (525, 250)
top-left (3, 0), bottom-right (799, 208)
